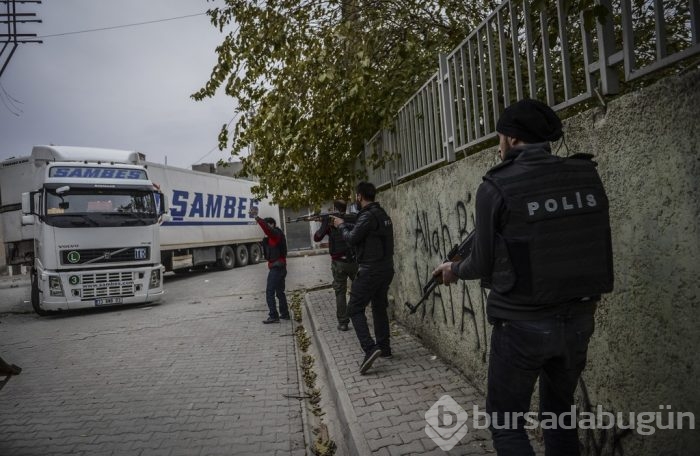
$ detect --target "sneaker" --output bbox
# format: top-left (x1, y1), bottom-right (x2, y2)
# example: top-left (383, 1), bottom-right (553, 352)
top-left (262, 317), bottom-right (280, 324)
top-left (359, 347), bottom-right (382, 375)
top-left (337, 323), bottom-right (349, 331)
top-left (279, 315), bottom-right (291, 320)
top-left (380, 351), bottom-right (393, 359)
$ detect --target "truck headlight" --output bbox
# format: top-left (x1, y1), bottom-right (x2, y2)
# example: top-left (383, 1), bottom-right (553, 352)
top-left (49, 276), bottom-right (65, 297)
top-left (149, 269), bottom-right (161, 289)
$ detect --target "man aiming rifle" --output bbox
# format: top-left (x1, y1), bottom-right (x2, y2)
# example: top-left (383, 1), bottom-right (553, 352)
top-left (313, 200), bottom-right (358, 331)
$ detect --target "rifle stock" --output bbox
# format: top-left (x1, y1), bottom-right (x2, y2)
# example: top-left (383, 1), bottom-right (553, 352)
top-left (404, 230), bottom-right (476, 315)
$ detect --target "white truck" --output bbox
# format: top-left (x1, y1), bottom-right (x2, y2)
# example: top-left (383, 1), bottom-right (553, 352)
top-left (0, 146), bottom-right (278, 316)
top-left (0, 146), bottom-right (167, 315)
top-left (146, 162), bottom-right (279, 271)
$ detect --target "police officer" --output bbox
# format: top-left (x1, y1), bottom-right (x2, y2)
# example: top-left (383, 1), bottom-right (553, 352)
top-left (433, 99), bottom-right (614, 455)
top-left (332, 182), bottom-right (394, 375)
top-left (314, 200), bottom-right (358, 331)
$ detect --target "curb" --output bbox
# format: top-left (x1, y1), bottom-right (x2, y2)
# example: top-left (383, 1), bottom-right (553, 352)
top-left (290, 314), bottom-right (315, 455)
top-left (303, 293), bottom-right (372, 456)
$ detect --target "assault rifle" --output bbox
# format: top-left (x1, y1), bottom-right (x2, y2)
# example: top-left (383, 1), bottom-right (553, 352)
top-left (286, 212), bottom-right (356, 223)
top-left (404, 230), bottom-right (476, 314)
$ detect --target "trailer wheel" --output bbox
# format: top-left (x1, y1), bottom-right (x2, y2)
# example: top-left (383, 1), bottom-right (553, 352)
top-left (218, 246), bottom-right (235, 270)
top-left (248, 243), bottom-right (262, 264)
top-left (31, 270), bottom-right (50, 316)
top-left (235, 245), bottom-right (249, 267)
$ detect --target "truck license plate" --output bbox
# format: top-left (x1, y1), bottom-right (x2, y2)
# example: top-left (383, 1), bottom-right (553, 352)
top-left (94, 297), bottom-right (123, 306)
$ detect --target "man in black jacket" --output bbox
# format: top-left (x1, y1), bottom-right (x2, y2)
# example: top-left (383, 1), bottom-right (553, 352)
top-left (433, 99), bottom-right (614, 455)
top-left (332, 182), bottom-right (394, 374)
top-left (314, 200), bottom-right (358, 331)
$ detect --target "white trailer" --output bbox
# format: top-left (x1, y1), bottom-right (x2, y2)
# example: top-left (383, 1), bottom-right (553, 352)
top-left (145, 162), bottom-right (279, 271)
top-left (0, 146), bottom-right (167, 315)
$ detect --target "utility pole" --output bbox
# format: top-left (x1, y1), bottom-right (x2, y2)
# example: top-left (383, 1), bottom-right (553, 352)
top-left (0, 0), bottom-right (42, 79)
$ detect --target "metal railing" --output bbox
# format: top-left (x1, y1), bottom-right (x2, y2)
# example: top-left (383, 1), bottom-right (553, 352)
top-left (363, 0), bottom-right (700, 188)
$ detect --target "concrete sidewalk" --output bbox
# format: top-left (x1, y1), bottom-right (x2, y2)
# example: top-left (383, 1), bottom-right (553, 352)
top-left (305, 289), bottom-right (502, 456)
top-left (0, 274), bottom-right (31, 315)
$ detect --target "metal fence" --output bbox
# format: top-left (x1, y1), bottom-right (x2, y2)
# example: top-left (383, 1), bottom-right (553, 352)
top-left (363, 0), bottom-right (700, 188)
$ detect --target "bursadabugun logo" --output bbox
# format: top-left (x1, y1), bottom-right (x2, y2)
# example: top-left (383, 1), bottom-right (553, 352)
top-left (425, 395), bottom-right (696, 450)
top-left (424, 395), bottom-right (469, 451)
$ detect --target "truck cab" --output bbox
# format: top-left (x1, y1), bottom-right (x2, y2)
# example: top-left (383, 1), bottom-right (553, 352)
top-left (3, 146), bottom-right (167, 315)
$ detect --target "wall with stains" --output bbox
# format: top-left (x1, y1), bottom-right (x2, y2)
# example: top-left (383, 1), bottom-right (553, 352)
top-left (380, 68), bottom-right (700, 455)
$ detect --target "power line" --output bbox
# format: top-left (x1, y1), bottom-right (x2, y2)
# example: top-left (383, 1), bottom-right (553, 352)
top-left (0, 81), bottom-right (22, 105)
top-left (0, 89), bottom-right (20, 115)
top-left (0, 80), bottom-right (22, 115)
top-left (37, 12), bottom-right (207, 38)
top-left (191, 113), bottom-right (241, 165)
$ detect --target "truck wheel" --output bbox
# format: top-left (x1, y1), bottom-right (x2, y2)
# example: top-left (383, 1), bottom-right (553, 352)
top-left (235, 245), bottom-right (249, 267)
top-left (31, 271), bottom-right (50, 316)
top-left (218, 246), bottom-right (235, 270)
top-left (248, 243), bottom-right (262, 264)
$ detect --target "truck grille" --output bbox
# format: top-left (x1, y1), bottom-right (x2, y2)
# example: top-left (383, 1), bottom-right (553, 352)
top-left (80, 271), bottom-right (135, 299)
top-left (61, 247), bottom-right (150, 265)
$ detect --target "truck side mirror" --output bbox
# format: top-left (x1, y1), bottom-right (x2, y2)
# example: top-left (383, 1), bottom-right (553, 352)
top-left (21, 192), bottom-right (32, 215)
top-left (21, 192), bottom-right (36, 225)
top-left (155, 191), bottom-right (170, 222)
top-left (157, 192), bottom-right (168, 216)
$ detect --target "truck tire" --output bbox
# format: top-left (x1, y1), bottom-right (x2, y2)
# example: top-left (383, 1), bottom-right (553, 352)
top-left (31, 270), bottom-right (50, 316)
top-left (218, 246), bottom-right (235, 270)
top-left (248, 243), bottom-right (262, 264)
top-left (235, 245), bottom-right (249, 267)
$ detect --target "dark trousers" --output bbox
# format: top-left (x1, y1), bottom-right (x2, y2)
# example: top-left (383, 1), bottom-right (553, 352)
top-left (331, 259), bottom-right (358, 324)
top-left (347, 264), bottom-right (394, 354)
top-left (486, 310), bottom-right (595, 456)
top-left (266, 266), bottom-right (288, 319)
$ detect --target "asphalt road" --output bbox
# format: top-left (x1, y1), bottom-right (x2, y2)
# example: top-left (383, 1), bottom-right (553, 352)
top-left (0, 254), bottom-right (332, 456)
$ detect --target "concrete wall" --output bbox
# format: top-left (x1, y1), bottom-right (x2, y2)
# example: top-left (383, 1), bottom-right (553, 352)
top-left (381, 68), bottom-right (700, 455)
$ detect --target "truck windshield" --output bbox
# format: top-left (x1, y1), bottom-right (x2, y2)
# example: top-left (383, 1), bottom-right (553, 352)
top-left (44, 188), bottom-right (158, 228)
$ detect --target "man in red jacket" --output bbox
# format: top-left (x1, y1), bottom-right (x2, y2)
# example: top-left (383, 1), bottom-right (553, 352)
top-left (252, 212), bottom-right (289, 324)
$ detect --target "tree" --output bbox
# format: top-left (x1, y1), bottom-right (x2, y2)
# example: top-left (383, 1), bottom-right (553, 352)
top-left (192, 0), bottom-right (494, 208)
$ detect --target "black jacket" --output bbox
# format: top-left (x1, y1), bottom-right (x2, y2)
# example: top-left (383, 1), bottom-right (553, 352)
top-left (452, 143), bottom-right (612, 320)
top-left (338, 202), bottom-right (393, 266)
top-left (314, 215), bottom-right (355, 261)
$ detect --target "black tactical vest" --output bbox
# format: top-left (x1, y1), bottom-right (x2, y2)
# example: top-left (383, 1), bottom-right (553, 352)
top-left (354, 203), bottom-right (393, 264)
top-left (367, 204), bottom-right (394, 260)
top-left (484, 154), bottom-right (614, 304)
top-left (328, 227), bottom-right (353, 258)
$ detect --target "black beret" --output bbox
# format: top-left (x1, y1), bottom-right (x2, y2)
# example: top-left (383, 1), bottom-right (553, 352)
top-left (496, 99), bottom-right (563, 143)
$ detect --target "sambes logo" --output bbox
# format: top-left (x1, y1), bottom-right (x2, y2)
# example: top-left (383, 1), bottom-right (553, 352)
top-left (169, 190), bottom-right (259, 220)
top-left (50, 167), bottom-right (146, 180)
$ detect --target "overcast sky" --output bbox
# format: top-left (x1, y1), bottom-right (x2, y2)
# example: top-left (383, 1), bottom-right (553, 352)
top-left (0, 0), bottom-right (238, 169)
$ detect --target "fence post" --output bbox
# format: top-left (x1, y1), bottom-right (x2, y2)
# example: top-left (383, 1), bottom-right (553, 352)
top-left (438, 53), bottom-right (456, 163)
top-left (596, 0), bottom-right (620, 94)
top-left (361, 140), bottom-right (370, 182)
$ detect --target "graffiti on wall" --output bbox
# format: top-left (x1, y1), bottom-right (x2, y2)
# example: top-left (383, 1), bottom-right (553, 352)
top-left (410, 195), bottom-right (489, 361)
top-left (577, 378), bottom-right (632, 456)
